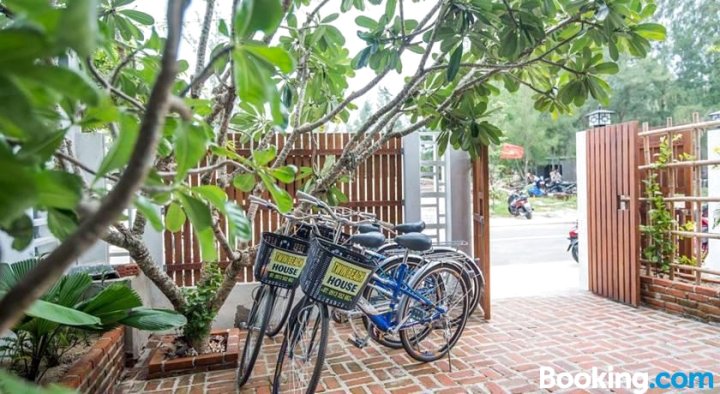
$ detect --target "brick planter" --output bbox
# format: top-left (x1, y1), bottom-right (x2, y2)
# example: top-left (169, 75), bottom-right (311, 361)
top-left (58, 327), bottom-right (126, 394)
top-left (146, 328), bottom-right (240, 379)
top-left (640, 275), bottom-right (720, 323)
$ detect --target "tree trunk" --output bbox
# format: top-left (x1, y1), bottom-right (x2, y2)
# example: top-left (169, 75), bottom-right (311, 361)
top-left (103, 230), bottom-right (187, 310)
top-left (186, 332), bottom-right (211, 355)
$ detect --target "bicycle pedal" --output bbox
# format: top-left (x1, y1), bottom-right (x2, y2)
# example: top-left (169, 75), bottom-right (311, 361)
top-left (348, 337), bottom-right (369, 349)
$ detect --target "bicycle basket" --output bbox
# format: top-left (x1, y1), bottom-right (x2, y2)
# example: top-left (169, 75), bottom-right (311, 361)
top-left (294, 223), bottom-right (351, 244)
top-left (300, 238), bottom-right (377, 310)
top-left (254, 232), bottom-right (310, 289)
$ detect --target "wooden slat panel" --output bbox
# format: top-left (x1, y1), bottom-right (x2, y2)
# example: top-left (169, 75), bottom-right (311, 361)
top-left (586, 122), bottom-right (640, 305)
top-left (162, 133), bottom-right (404, 285)
top-left (471, 145), bottom-right (491, 320)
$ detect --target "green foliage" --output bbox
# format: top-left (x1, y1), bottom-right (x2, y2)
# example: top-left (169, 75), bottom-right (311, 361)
top-left (0, 370), bottom-right (75, 394)
top-left (0, 258), bottom-right (185, 381)
top-left (180, 261), bottom-right (223, 350)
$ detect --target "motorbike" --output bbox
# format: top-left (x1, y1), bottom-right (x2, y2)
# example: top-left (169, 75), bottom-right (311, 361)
top-left (507, 191), bottom-right (532, 219)
top-left (567, 223), bottom-right (578, 262)
top-left (527, 177), bottom-right (546, 197)
top-left (546, 181), bottom-right (577, 195)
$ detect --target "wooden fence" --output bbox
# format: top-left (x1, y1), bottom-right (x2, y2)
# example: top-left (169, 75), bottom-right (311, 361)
top-left (163, 133), bottom-right (404, 286)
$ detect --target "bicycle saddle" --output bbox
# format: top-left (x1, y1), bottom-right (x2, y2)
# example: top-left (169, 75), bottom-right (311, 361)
top-left (357, 223), bottom-right (381, 234)
top-left (347, 232), bottom-right (386, 249)
top-left (394, 221), bottom-right (426, 234)
top-left (395, 232), bottom-right (432, 252)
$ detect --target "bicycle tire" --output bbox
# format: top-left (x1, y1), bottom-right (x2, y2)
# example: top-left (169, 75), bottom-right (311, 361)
top-left (398, 262), bottom-right (470, 363)
top-left (266, 287), bottom-right (295, 337)
top-left (237, 284), bottom-right (275, 388)
top-left (271, 297), bottom-right (329, 394)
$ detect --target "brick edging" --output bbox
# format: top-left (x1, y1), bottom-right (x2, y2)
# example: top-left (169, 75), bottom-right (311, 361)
top-left (146, 328), bottom-right (240, 379)
top-left (59, 326), bottom-right (126, 394)
top-left (640, 275), bottom-right (720, 323)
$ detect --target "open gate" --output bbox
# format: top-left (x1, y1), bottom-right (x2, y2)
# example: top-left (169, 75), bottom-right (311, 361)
top-left (472, 146), bottom-right (491, 319)
top-left (585, 122), bottom-right (641, 305)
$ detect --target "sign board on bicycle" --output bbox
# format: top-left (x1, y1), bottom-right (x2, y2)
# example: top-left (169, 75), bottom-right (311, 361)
top-left (317, 257), bottom-right (372, 305)
top-left (264, 249), bottom-right (307, 285)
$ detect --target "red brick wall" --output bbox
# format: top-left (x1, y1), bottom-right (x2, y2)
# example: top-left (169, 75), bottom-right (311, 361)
top-left (640, 275), bottom-right (720, 323)
top-left (59, 327), bottom-right (126, 394)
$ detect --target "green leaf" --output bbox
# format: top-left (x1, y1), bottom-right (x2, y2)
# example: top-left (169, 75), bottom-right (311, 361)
top-left (118, 307), bottom-right (187, 331)
top-left (174, 122), bottom-right (208, 182)
top-left (590, 62), bottom-right (619, 75)
top-left (35, 171), bottom-right (82, 210)
top-left (233, 48), bottom-right (272, 106)
top-left (0, 28), bottom-right (50, 67)
top-left (234, 0), bottom-right (284, 39)
top-left (165, 202), bottom-right (186, 233)
top-left (0, 369), bottom-right (77, 394)
top-left (3, 215), bottom-right (33, 250)
top-left (259, 172), bottom-right (292, 213)
top-left (24, 298), bottom-right (101, 327)
top-left (20, 65), bottom-right (100, 105)
top-left (243, 45), bottom-right (296, 73)
top-left (269, 165), bottom-right (297, 183)
top-left (48, 209), bottom-right (78, 240)
top-left (119, 9), bottom-right (154, 25)
top-left (233, 173), bottom-right (256, 192)
top-left (95, 114), bottom-right (139, 181)
top-left (351, 46), bottom-right (372, 69)
top-left (632, 23), bottom-right (666, 41)
top-left (76, 283), bottom-right (142, 325)
top-left (193, 185), bottom-right (228, 211)
top-left (253, 146), bottom-right (277, 166)
top-left (385, 0), bottom-right (397, 19)
top-left (0, 151), bottom-right (36, 227)
top-left (322, 13), bottom-right (339, 23)
top-left (447, 45), bottom-right (463, 82)
top-left (134, 196), bottom-right (164, 232)
top-left (178, 193), bottom-right (217, 261)
top-left (0, 75), bottom-right (46, 140)
top-left (355, 16), bottom-right (378, 30)
top-left (57, 0), bottom-right (98, 56)
top-left (225, 201), bottom-right (251, 245)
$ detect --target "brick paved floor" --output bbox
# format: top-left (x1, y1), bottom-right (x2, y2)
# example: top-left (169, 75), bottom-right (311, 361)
top-left (119, 292), bottom-right (719, 393)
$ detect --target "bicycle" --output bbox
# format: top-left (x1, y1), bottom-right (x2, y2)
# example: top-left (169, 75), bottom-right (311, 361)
top-left (271, 193), bottom-right (472, 394)
top-left (236, 196), bottom-right (317, 387)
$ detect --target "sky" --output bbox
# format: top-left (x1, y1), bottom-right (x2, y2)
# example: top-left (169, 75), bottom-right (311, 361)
top-left (140, 0), bottom-right (433, 112)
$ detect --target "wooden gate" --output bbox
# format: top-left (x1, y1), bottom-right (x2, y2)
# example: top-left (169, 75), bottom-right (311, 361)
top-left (586, 122), bottom-right (641, 305)
top-left (163, 133), bottom-right (404, 286)
top-left (471, 145), bottom-right (491, 319)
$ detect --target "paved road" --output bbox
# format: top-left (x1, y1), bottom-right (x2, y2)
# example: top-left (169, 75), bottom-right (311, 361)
top-left (489, 216), bottom-right (581, 298)
top-left (490, 218), bottom-right (575, 266)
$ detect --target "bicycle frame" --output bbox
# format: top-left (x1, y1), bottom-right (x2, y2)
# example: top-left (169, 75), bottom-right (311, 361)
top-left (356, 250), bottom-right (447, 333)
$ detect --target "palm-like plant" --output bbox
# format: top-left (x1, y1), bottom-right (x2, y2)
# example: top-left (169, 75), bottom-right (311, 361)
top-left (0, 258), bottom-right (186, 381)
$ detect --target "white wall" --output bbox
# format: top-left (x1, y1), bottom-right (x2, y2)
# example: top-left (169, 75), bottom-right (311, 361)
top-left (576, 131), bottom-right (589, 290)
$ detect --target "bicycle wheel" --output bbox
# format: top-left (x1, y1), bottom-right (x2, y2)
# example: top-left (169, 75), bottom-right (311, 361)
top-left (398, 262), bottom-right (470, 362)
top-left (362, 255), bottom-right (423, 349)
top-left (272, 297), bottom-right (329, 394)
top-left (266, 287), bottom-right (295, 337)
top-left (237, 284), bottom-right (275, 387)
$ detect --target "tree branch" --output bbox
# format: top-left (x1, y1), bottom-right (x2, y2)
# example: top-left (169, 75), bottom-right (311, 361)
top-left (190, 0), bottom-right (217, 98)
top-left (0, 0), bottom-right (190, 334)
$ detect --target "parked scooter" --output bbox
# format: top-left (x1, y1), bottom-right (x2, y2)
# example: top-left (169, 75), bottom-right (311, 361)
top-left (567, 223), bottom-right (578, 262)
top-left (507, 191), bottom-right (533, 219)
top-left (527, 177), bottom-right (546, 197)
top-left (546, 181), bottom-right (577, 195)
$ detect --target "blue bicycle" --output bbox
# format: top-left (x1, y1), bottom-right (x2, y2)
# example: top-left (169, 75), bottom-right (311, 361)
top-left (271, 193), bottom-right (472, 394)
